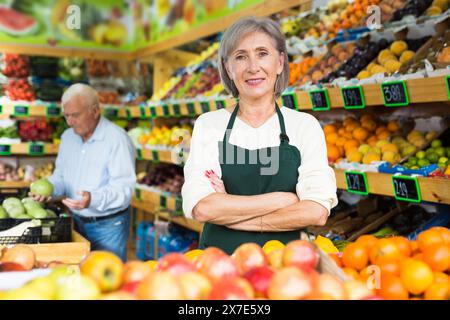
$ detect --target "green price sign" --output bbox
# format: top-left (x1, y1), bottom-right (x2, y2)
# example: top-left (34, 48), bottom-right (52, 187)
top-left (160, 195), bottom-right (167, 208)
top-left (0, 144), bottom-right (11, 156)
top-left (175, 197), bottom-right (183, 213)
top-left (139, 107), bottom-right (147, 119)
top-left (0, 105), bottom-right (3, 114)
top-left (104, 108), bottom-right (118, 118)
top-left (172, 104), bottom-right (181, 117)
top-left (200, 101), bottom-right (210, 113)
top-left (134, 188), bottom-right (141, 200)
top-left (162, 105), bottom-right (170, 118)
top-left (381, 81), bottom-right (409, 107)
top-left (187, 102), bottom-right (196, 116)
top-left (13, 105), bottom-right (29, 116)
top-left (281, 92), bottom-right (298, 110)
top-left (136, 148), bottom-right (143, 160)
top-left (46, 106), bottom-right (61, 117)
top-left (152, 150), bottom-right (159, 163)
top-left (446, 75), bottom-right (450, 100)
top-left (345, 171), bottom-right (369, 195)
top-left (341, 86), bottom-right (365, 109)
top-left (126, 108), bottom-right (132, 119)
top-left (149, 107), bottom-right (157, 119)
top-left (392, 175), bottom-right (421, 203)
top-left (215, 100), bottom-right (226, 109)
top-left (309, 89), bottom-right (330, 111)
top-left (28, 143), bottom-right (44, 155)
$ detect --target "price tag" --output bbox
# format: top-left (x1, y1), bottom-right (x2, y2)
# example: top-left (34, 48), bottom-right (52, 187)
top-left (175, 197), bottom-right (183, 213)
top-left (134, 188), bottom-right (141, 200)
top-left (139, 107), bottom-right (147, 119)
top-left (345, 171), bottom-right (369, 195)
top-left (0, 105), bottom-right (3, 114)
top-left (281, 92), bottom-right (298, 110)
top-left (309, 89), bottom-right (330, 111)
top-left (0, 144), bottom-right (11, 156)
top-left (46, 106), bottom-right (61, 117)
top-left (162, 105), bottom-right (170, 118)
top-left (136, 148), bottom-right (143, 160)
top-left (215, 100), bottom-right (226, 109)
top-left (446, 75), bottom-right (450, 100)
top-left (392, 175), bottom-right (421, 203)
top-left (28, 143), bottom-right (44, 155)
top-left (187, 102), bottom-right (196, 116)
top-left (13, 105), bottom-right (29, 116)
top-left (149, 106), bottom-right (157, 119)
top-left (152, 150), bottom-right (159, 163)
top-left (172, 104), bottom-right (181, 117)
top-left (125, 108), bottom-right (132, 119)
top-left (104, 108), bottom-right (118, 118)
top-left (201, 101), bottom-right (210, 113)
top-left (381, 81), bottom-right (409, 107)
top-left (341, 86), bottom-right (365, 109)
top-left (160, 195), bottom-right (167, 208)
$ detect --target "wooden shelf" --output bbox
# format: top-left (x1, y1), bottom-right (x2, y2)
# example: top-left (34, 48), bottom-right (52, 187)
top-left (335, 168), bottom-right (450, 205)
top-left (133, 187), bottom-right (182, 212)
top-left (137, 148), bottom-right (184, 165)
top-left (0, 181), bottom-right (30, 189)
top-left (0, 143), bottom-right (58, 156)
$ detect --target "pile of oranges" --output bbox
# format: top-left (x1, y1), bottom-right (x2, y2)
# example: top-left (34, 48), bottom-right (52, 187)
top-left (330, 227), bottom-right (450, 300)
top-left (288, 57), bottom-right (321, 86)
top-left (324, 115), bottom-right (400, 164)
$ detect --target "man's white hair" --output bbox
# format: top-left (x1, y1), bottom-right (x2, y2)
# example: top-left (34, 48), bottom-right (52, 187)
top-left (61, 83), bottom-right (99, 109)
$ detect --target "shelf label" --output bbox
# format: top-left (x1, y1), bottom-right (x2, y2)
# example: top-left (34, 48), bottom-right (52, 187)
top-left (104, 108), bottom-right (118, 118)
top-left (0, 144), bottom-right (11, 156)
top-left (172, 104), bottom-right (181, 117)
top-left (135, 188), bottom-right (141, 200)
top-left (0, 105), bottom-right (2, 114)
top-left (162, 105), bottom-right (170, 118)
top-left (152, 150), bottom-right (159, 163)
top-left (342, 86), bottom-right (365, 109)
top-left (381, 81), bottom-right (409, 107)
top-left (139, 107), bottom-right (147, 119)
top-left (446, 75), bottom-right (450, 100)
top-left (392, 175), bottom-right (421, 203)
top-left (175, 197), bottom-right (183, 213)
top-left (309, 89), bottom-right (330, 111)
top-left (215, 100), bottom-right (226, 110)
top-left (160, 195), bottom-right (167, 208)
top-left (46, 106), bottom-right (61, 117)
top-left (125, 107), bottom-right (132, 119)
top-left (281, 92), bottom-right (298, 110)
top-left (149, 106), bottom-right (157, 119)
top-left (201, 101), bottom-right (210, 113)
top-left (13, 105), bottom-right (29, 116)
top-left (187, 102), bottom-right (196, 116)
top-left (136, 148), bottom-right (143, 160)
top-left (28, 143), bottom-right (44, 155)
top-left (345, 171), bottom-right (369, 195)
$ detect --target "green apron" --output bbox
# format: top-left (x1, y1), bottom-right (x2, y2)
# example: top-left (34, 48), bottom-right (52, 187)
top-left (199, 104), bottom-right (303, 254)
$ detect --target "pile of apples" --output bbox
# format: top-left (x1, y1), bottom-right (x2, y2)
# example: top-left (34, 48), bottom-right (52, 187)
top-left (0, 240), bottom-right (380, 300)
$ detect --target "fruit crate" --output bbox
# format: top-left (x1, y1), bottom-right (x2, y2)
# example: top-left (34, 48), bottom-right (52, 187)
top-left (0, 204), bottom-right (72, 245)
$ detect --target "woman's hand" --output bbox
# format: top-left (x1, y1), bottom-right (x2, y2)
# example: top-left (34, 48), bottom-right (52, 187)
top-left (205, 170), bottom-right (227, 194)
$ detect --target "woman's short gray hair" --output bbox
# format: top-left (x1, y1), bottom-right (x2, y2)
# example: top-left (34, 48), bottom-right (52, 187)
top-left (61, 83), bottom-right (99, 109)
top-left (218, 16), bottom-right (289, 98)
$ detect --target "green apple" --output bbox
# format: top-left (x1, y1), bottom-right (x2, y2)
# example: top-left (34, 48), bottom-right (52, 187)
top-left (438, 156), bottom-right (449, 167)
top-left (0, 206), bottom-right (8, 219)
top-left (56, 274), bottom-right (100, 300)
top-left (416, 151), bottom-right (426, 159)
top-left (417, 159), bottom-right (430, 167)
top-left (24, 277), bottom-right (57, 300)
top-left (407, 156), bottom-right (418, 165)
top-left (435, 147), bottom-right (446, 157)
top-left (431, 139), bottom-right (442, 148)
top-left (426, 152), bottom-right (439, 164)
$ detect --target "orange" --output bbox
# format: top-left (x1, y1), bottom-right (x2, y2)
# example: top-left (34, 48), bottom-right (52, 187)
top-left (410, 241), bottom-right (419, 254)
top-left (327, 144), bottom-right (341, 163)
top-left (391, 236), bottom-right (412, 257)
top-left (378, 259), bottom-right (401, 276)
top-left (378, 273), bottom-right (409, 300)
top-left (412, 253), bottom-right (424, 261)
top-left (433, 272), bottom-right (449, 284)
top-left (375, 126), bottom-right (388, 135)
top-left (387, 120), bottom-right (400, 132)
top-left (342, 243), bottom-right (369, 271)
top-left (344, 139), bottom-right (360, 153)
top-left (369, 238), bottom-right (401, 265)
top-left (367, 136), bottom-right (378, 147)
top-left (338, 127), bottom-right (347, 136)
top-left (323, 124), bottom-right (337, 135)
top-left (329, 253), bottom-right (343, 268)
top-left (431, 227), bottom-right (450, 245)
top-left (336, 137), bottom-right (347, 148)
top-left (422, 243), bottom-right (450, 272)
top-left (326, 132), bottom-right (339, 144)
top-left (353, 127), bottom-right (369, 142)
top-left (345, 122), bottom-right (359, 133)
top-left (400, 259), bottom-right (434, 295)
top-left (418, 229), bottom-right (446, 252)
top-left (377, 131), bottom-right (391, 141)
top-left (343, 131), bottom-right (354, 140)
top-left (361, 120), bottom-right (377, 132)
top-left (342, 267), bottom-right (359, 279)
top-left (356, 235), bottom-right (378, 250)
top-left (424, 282), bottom-right (450, 300)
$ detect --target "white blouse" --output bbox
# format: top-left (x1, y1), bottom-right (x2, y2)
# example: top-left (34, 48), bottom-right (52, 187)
top-left (181, 106), bottom-right (338, 219)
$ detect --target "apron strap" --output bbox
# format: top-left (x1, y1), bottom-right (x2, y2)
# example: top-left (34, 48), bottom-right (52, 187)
top-left (222, 103), bottom-right (290, 145)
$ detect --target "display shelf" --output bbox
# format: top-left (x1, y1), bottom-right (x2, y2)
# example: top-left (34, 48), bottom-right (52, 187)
top-left (136, 148), bottom-right (185, 165)
top-left (0, 181), bottom-right (30, 189)
top-left (133, 186), bottom-right (182, 213)
top-left (335, 168), bottom-right (450, 205)
top-left (131, 197), bottom-right (202, 233)
top-left (0, 143), bottom-right (58, 155)
top-left (0, 103), bottom-right (62, 119)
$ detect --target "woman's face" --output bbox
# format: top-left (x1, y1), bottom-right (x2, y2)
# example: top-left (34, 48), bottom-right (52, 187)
top-left (225, 31), bottom-right (284, 101)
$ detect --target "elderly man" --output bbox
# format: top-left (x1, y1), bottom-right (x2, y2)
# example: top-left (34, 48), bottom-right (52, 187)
top-left (31, 83), bottom-right (136, 261)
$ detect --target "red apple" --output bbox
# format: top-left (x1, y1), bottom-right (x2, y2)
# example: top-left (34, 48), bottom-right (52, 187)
top-left (80, 251), bottom-right (124, 293)
top-left (208, 277), bottom-right (253, 300)
top-left (196, 247), bottom-right (238, 281)
top-left (243, 266), bottom-right (275, 298)
top-left (232, 243), bottom-right (268, 275)
top-left (178, 271), bottom-right (212, 300)
top-left (156, 253), bottom-right (196, 275)
top-left (121, 281), bottom-right (140, 296)
top-left (0, 262), bottom-right (27, 272)
top-left (282, 240), bottom-right (318, 271)
top-left (268, 267), bottom-right (313, 300)
top-left (137, 271), bottom-right (185, 300)
top-left (123, 260), bottom-right (152, 284)
top-left (1, 245), bottom-right (35, 271)
top-left (312, 273), bottom-right (347, 300)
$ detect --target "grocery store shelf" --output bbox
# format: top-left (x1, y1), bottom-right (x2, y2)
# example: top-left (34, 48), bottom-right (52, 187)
top-left (0, 102), bottom-right (62, 119)
top-left (0, 181), bottom-right (30, 189)
top-left (137, 148), bottom-right (185, 165)
top-left (334, 168), bottom-right (450, 205)
top-left (0, 143), bottom-right (58, 155)
top-left (133, 187), bottom-right (182, 212)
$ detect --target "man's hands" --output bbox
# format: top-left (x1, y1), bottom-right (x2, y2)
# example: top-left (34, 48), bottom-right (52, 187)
top-left (29, 193), bottom-right (52, 203)
top-left (62, 191), bottom-right (91, 210)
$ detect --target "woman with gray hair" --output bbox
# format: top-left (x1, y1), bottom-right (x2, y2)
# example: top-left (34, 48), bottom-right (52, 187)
top-left (182, 17), bottom-right (337, 254)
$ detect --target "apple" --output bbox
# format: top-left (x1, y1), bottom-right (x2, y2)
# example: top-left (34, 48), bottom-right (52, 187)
top-left (123, 260), bottom-right (152, 284)
top-left (0, 262), bottom-right (27, 272)
top-left (313, 273), bottom-right (347, 300)
top-left (268, 267), bottom-right (313, 300)
top-left (24, 276), bottom-right (57, 300)
top-left (80, 251), bottom-right (124, 292)
top-left (195, 247), bottom-right (238, 281)
top-left (343, 280), bottom-right (374, 300)
top-left (178, 271), bottom-right (212, 300)
top-left (101, 291), bottom-right (136, 300)
top-left (208, 277), bottom-right (253, 300)
top-left (121, 281), bottom-right (140, 296)
top-left (137, 271), bottom-right (185, 300)
top-left (267, 249), bottom-right (283, 268)
top-left (232, 243), bottom-right (268, 275)
top-left (1, 244), bottom-right (35, 271)
top-left (156, 253), bottom-right (196, 275)
top-left (56, 274), bottom-right (101, 300)
top-left (1, 287), bottom-right (52, 300)
top-left (243, 266), bottom-right (275, 298)
top-left (282, 240), bottom-right (318, 271)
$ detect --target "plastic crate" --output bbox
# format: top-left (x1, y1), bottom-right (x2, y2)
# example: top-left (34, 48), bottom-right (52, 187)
top-left (0, 204), bottom-right (72, 245)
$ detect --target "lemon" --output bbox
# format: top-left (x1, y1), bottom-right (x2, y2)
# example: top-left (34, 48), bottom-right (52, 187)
top-left (262, 240), bottom-right (285, 254)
